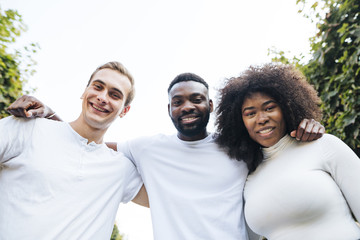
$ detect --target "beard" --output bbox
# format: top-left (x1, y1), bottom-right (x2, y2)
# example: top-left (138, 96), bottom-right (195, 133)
top-left (171, 111), bottom-right (210, 138)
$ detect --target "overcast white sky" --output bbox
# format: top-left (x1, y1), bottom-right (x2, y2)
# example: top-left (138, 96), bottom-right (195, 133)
top-left (1, 0), bottom-right (316, 239)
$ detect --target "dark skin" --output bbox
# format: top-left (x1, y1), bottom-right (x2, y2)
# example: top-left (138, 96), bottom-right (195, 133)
top-left (7, 95), bottom-right (62, 121)
top-left (7, 93), bottom-right (325, 144)
top-left (168, 81), bottom-right (213, 141)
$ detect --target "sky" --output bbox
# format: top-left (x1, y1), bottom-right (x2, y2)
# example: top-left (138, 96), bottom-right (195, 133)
top-left (1, 0), bottom-right (316, 239)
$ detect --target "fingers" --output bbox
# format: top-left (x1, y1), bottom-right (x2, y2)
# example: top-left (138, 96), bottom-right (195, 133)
top-left (290, 130), bottom-right (296, 138)
top-left (294, 119), bottom-right (306, 141)
top-left (312, 123), bottom-right (325, 140)
top-left (7, 95), bottom-right (46, 118)
top-left (7, 107), bottom-right (30, 118)
top-left (305, 122), bottom-right (320, 141)
top-left (7, 95), bottom-right (32, 112)
top-left (294, 119), bottom-right (325, 142)
top-left (28, 108), bottom-right (46, 118)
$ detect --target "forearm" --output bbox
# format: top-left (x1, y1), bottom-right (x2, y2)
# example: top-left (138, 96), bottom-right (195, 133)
top-left (132, 185), bottom-right (149, 208)
top-left (105, 142), bottom-right (117, 151)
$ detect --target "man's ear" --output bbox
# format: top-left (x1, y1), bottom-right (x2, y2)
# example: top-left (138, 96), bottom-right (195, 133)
top-left (168, 104), bottom-right (171, 116)
top-left (209, 99), bottom-right (214, 113)
top-left (120, 105), bottom-right (131, 118)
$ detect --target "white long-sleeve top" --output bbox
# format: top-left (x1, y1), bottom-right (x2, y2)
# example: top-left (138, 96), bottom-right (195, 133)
top-left (244, 134), bottom-right (360, 240)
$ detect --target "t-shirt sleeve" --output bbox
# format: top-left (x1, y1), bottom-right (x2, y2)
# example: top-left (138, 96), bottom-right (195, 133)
top-left (0, 117), bottom-right (35, 164)
top-left (117, 141), bottom-right (137, 166)
top-left (121, 158), bottom-right (143, 203)
top-left (322, 134), bottom-right (360, 222)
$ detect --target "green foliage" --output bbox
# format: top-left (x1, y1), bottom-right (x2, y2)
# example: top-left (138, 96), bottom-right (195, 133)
top-left (0, 6), bottom-right (38, 119)
top-left (270, 0), bottom-right (360, 156)
top-left (110, 224), bottom-right (124, 240)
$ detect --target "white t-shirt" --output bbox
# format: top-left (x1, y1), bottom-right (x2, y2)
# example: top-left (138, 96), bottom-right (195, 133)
top-left (244, 134), bottom-right (360, 240)
top-left (118, 133), bottom-right (249, 240)
top-left (0, 117), bottom-right (142, 240)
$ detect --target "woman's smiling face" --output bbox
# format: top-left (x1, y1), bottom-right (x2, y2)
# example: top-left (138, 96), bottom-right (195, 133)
top-left (241, 92), bottom-right (287, 148)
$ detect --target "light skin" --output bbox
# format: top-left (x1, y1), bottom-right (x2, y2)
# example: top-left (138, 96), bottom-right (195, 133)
top-left (242, 92), bottom-right (287, 147)
top-left (71, 68), bottom-right (131, 144)
top-left (168, 81), bottom-right (213, 141)
top-left (6, 68), bottom-right (148, 207)
top-left (71, 68), bottom-right (148, 206)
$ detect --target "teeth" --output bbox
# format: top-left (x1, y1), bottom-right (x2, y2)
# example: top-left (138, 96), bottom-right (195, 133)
top-left (183, 117), bottom-right (196, 121)
top-left (92, 104), bottom-right (106, 112)
top-left (259, 128), bottom-right (272, 134)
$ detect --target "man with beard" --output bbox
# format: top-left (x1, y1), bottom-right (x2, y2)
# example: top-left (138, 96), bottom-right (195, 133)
top-left (117, 73), bottom-right (324, 240)
top-left (118, 73), bottom-right (250, 239)
top-left (8, 72), bottom-right (324, 240)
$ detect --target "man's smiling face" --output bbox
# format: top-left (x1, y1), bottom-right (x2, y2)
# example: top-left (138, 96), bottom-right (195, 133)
top-left (81, 68), bottom-right (131, 130)
top-left (168, 81), bottom-right (213, 141)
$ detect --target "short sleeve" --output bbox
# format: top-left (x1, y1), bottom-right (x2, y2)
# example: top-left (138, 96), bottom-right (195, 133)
top-left (322, 134), bottom-right (360, 222)
top-left (121, 157), bottom-right (143, 203)
top-left (0, 117), bottom-right (35, 164)
top-left (117, 141), bottom-right (137, 166)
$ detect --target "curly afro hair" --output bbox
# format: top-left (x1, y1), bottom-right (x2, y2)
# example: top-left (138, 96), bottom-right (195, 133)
top-left (215, 63), bottom-right (322, 173)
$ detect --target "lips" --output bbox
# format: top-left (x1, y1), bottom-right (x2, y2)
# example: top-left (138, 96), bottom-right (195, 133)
top-left (257, 127), bottom-right (274, 135)
top-left (179, 115), bottom-right (199, 124)
top-left (90, 103), bottom-right (109, 113)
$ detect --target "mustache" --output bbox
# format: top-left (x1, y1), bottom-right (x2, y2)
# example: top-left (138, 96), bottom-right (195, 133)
top-left (178, 112), bottom-right (201, 120)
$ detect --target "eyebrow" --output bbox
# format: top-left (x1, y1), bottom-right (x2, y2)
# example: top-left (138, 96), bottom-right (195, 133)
top-left (190, 93), bottom-right (205, 98)
top-left (92, 79), bottom-right (124, 98)
top-left (242, 100), bottom-right (276, 113)
top-left (171, 92), bottom-right (205, 99)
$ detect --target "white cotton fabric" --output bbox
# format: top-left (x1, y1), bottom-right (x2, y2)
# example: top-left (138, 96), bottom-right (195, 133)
top-left (0, 117), bottom-right (142, 240)
top-left (118, 133), bottom-right (249, 240)
top-left (244, 134), bottom-right (360, 240)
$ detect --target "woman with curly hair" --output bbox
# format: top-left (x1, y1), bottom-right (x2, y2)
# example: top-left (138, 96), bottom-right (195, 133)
top-left (216, 63), bottom-right (360, 239)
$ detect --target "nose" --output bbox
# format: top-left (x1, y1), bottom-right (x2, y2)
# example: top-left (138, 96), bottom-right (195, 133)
top-left (181, 100), bottom-right (195, 112)
top-left (257, 111), bottom-right (269, 124)
top-left (97, 90), bottom-right (109, 104)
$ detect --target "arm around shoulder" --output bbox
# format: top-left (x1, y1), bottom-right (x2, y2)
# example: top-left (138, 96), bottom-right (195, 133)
top-left (132, 185), bottom-right (149, 208)
top-left (7, 95), bottom-right (62, 121)
top-left (106, 142), bottom-right (117, 151)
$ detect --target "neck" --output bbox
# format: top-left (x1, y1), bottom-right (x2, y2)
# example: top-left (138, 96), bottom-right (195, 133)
top-left (177, 130), bottom-right (209, 141)
top-left (70, 118), bottom-right (107, 144)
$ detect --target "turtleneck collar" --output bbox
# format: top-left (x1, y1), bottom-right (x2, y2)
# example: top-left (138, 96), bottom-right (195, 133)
top-left (262, 134), bottom-right (294, 160)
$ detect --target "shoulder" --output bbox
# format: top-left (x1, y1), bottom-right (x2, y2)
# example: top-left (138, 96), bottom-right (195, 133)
top-left (316, 133), bottom-right (341, 142)
top-left (297, 133), bottom-right (343, 149)
top-left (321, 133), bottom-right (355, 152)
top-left (0, 116), bottom-right (34, 127)
top-left (0, 117), bottom-right (38, 160)
top-left (315, 133), bottom-right (348, 149)
top-left (294, 133), bottom-right (349, 156)
top-left (34, 117), bottom-right (65, 127)
top-left (309, 133), bottom-right (358, 164)
top-left (31, 118), bottom-right (68, 137)
top-left (123, 133), bottom-right (175, 148)
top-left (0, 116), bottom-right (39, 135)
top-left (100, 143), bottom-right (136, 165)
